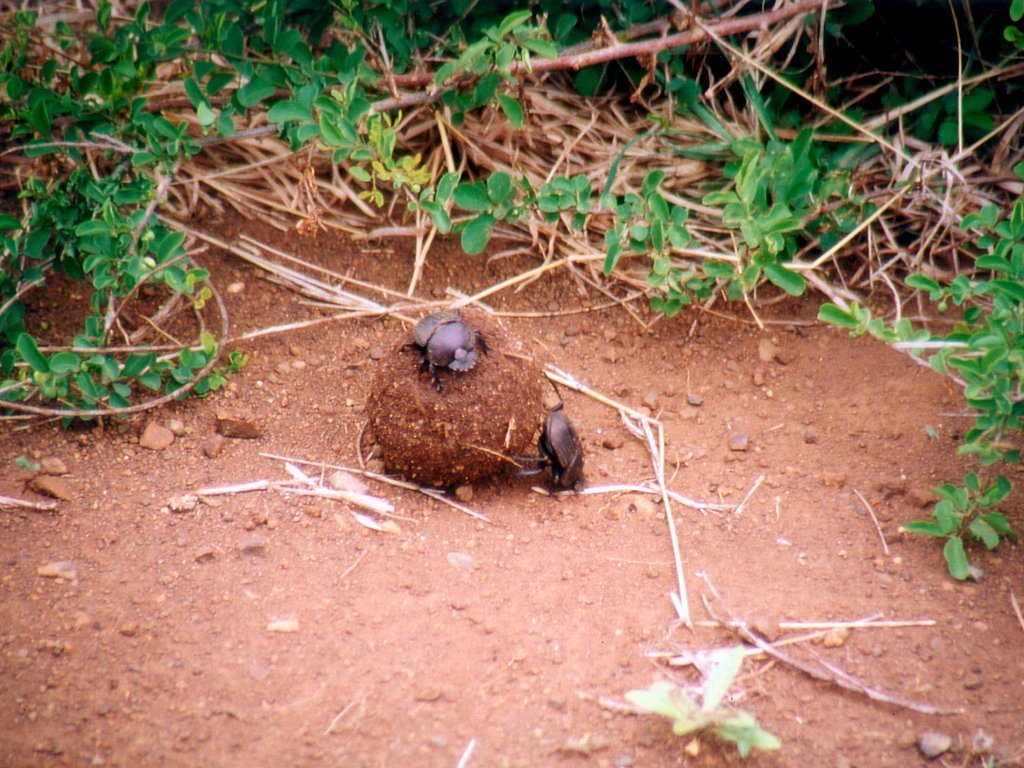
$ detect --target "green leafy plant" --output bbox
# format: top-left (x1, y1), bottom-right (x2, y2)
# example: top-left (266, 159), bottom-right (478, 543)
top-left (819, 166), bottom-right (1024, 577)
top-left (626, 647), bottom-right (781, 758)
top-left (602, 169), bottom-right (708, 317)
top-left (700, 130), bottom-right (857, 300)
top-left (904, 473), bottom-right (1017, 580)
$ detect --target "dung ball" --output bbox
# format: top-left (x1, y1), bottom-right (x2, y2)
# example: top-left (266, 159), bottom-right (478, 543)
top-left (366, 309), bottom-right (545, 487)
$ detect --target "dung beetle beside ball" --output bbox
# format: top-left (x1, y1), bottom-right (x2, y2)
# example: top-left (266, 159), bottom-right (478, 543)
top-left (518, 402), bottom-right (584, 490)
top-left (407, 311), bottom-right (489, 391)
top-left (540, 402), bottom-right (585, 490)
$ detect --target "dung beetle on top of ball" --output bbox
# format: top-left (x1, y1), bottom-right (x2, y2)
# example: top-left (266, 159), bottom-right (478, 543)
top-left (407, 311), bottom-right (489, 391)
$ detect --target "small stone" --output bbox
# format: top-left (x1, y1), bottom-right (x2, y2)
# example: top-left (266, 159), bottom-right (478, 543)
top-left (194, 546), bottom-right (217, 563)
top-left (687, 393), bottom-right (703, 406)
top-left (328, 471), bottom-right (369, 495)
top-left (202, 434), bottom-right (225, 458)
top-left (643, 391), bottom-right (659, 409)
top-left (226, 281), bottom-right (245, 294)
top-left (964, 675), bottom-right (984, 691)
top-left (758, 337), bottom-right (781, 363)
top-left (216, 411), bottom-right (263, 439)
top-left (564, 324), bottom-right (581, 337)
top-left (414, 688), bottom-right (442, 702)
top-left (266, 619), bottom-right (299, 633)
top-left (39, 457), bottom-right (68, 476)
top-left (167, 494), bottom-right (198, 513)
top-left (167, 419), bottom-right (187, 437)
top-left (119, 623), bottom-right (139, 637)
top-left (140, 422), bottom-right (175, 451)
top-left (602, 434), bottom-right (625, 450)
top-left (447, 552), bottom-right (474, 569)
top-left (752, 368), bottom-right (766, 387)
top-left (728, 433), bottom-right (749, 451)
top-left (918, 731), bottom-right (952, 759)
top-left (822, 627), bottom-right (849, 647)
top-left (967, 564), bottom-right (984, 582)
top-left (748, 615), bottom-right (780, 641)
top-left (368, 344), bottom-right (386, 361)
top-left (29, 475), bottom-right (73, 501)
top-left (453, 484), bottom-right (474, 502)
top-left (802, 428), bottom-right (818, 444)
top-left (37, 561), bottom-right (77, 580)
top-left (239, 534), bottom-right (267, 557)
top-left (821, 473), bottom-right (847, 489)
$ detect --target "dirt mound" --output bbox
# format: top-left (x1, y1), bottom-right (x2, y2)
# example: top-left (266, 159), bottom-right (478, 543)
top-left (366, 309), bottom-right (545, 486)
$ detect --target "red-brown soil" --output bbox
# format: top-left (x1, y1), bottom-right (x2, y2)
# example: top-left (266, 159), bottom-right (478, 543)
top-left (2, 213), bottom-right (1022, 768)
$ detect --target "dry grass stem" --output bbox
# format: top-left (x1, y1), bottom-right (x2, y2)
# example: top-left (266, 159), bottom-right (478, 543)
top-left (1010, 589), bottom-right (1024, 635)
top-left (733, 474), bottom-right (765, 516)
top-left (259, 452), bottom-right (491, 523)
top-left (0, 495), bottom-right (59, 512)
top-left (853, 488), bottom-right (891, 556)
top-left (697, 571), bottom-right (963, 715)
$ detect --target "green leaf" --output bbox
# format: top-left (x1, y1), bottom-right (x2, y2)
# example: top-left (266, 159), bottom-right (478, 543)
top-left (496, 93), bottom-right (524, 130)
top-left (460, 214), bottom-right (496, 255)
top-left (16, 333), bottom-right (48, 373)
top-left (905, 273), bottom-right (942, 294)
top-left (818, 303), bottom-right (862, 330)
top-left (267, 99), bottom-right (312, 124)
top-left (702, 647), bottom-right (744, 712)
top-left (200, 331), bottom-right (217, 357)
top-left (156, 229), bottom-right (186, 263)
top-left (122, 353), bottom-right (155, 379)
top-left (904, 520), bottom-right (947, 537)
top-left (943, 537), bottom-right (970, 580)
top-left (236, 77), bottom-right (278, 108)
top-left (969, 518), bottom-right (1000, 549)
top-left (453, 181), bottom-right (491, 212)
top-left (763, 264), bottom-right (806, 296)
top-left (497, 9), bottom-right (533, 35)
top-left (487, 172), bottom-right (513, 205)
top-left (47, 352), bottom-right (80, 374)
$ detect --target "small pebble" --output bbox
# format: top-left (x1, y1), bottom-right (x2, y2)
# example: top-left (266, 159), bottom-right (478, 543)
top-left (194, 546), bottom-right (217, 563)
top-left (728, 433), bottom-right (749, 451)
top-left (239, 535), bottom-right (267, 558)
top-left (139, 422), bottom-right (175, 451)
top-left (447, 552), bottom-right (474, 569)
top-left (37, 561), bottom-right (78, 580)
top-left (202, 434), bottom-right (225, 458)
top-left (758, 337), bottom-right (781, 363)
top-left (564, 324), bottom-right (581, 337)
top-left (803, 428), bottom-right (819, 444)
top-left (39, 457), bottom-right (68, 476)
top-left (643, 391), bottom-right (659, 409)
top-left (602, 434), bottom-right (625, 450)
top-left (166, 494), bottom-right (198, 513)
top-left (29, 475), bottom-right (73, 501)
top-left (752, 368), bottom-right (766, 387)
top-left (328, 471), bottom-right (369, 495)
top-left (167, 419), bottom-right (187, 437)
top-left (368, 344), bottom-right (386, 361)
top-left (918, 731), bottom-right (952, 759)
top-left (266, 619), bottom-right (299, 633)
top-left (454, 485), bottom-right (474, 502)
top-left (226, 281), bottom-right (245, 294)
top-left (687, 393), bottom-right (703, 406)
top-left (215, 411), bottom-right (263, 439)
